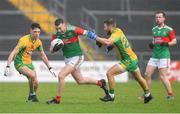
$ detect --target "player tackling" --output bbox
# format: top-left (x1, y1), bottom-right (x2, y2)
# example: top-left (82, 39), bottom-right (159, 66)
top-left (88, 18), bottom-right (153, 104)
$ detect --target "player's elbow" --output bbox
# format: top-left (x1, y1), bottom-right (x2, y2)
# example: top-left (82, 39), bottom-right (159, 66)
top-left (105, 41), bottom-right (113, 46)
top-left (171, 39), bottom-right (177, 45)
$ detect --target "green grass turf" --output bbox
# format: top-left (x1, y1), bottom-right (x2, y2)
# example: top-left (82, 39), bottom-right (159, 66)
top-left (0, 81), bottom-right (180, 113)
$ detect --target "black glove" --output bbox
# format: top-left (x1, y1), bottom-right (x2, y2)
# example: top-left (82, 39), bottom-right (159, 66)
top-left (148, 43), bottom-right (154, 49)
top-left (49, 67), bottom-right (56, 77)
top-left (106, 45), bottom-right (114, 53)
top-left (96, 41), bottom-right (102, 48)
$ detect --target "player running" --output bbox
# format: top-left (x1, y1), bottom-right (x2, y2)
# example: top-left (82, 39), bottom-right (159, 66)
top-left (88, 18), bottom-right (153, 104)
top-left (4, 23), bottom-right (56, 102)
top-left (46, 18), bottom-right (108, 104)
top-left (139, 11), bottom-right (177, 100)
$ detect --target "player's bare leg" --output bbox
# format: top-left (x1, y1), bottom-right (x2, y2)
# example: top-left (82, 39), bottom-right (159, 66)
top-left (159, 68), bottom-right (174, 100)
top-left (27, 78), bottom-right (33, 94)
top-left (100, 64), bottom-right (125, 102)
top-left (27, 71), bottom-right (39, 93)
top-left (138, 65), bottom-right (155, 100)
top-left (131, 68), bottom-right (153, 103)
top-left (132, 68), bottom-right (149, 91)
top-left (72, 68), bottom-right (108, 94)
top-left (57, 64), bottom-right (74, 96)
top-left (46, 64), bottom-right (74, 104)
top-left (72, 68), bottom-right (97, 84)
top-left (145, 65), bottom-right (156, 89)
top-left (19, 66), bottom-right (39, 102)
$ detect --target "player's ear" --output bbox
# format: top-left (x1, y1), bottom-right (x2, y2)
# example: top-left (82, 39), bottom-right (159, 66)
top-left (30, 29), bottom-right (32, 34)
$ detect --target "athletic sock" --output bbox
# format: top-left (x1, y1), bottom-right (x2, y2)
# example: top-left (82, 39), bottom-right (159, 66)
top-left (109, 89), bottom-right (115, 98)
top-left (144, 90), bottom-right (150, 97)
top-left (30, 92), bottom-right (36, 96)
top-left (55, 96), bottom-right (61, 102)
top-left (168, 92), bottom-right (173, 96)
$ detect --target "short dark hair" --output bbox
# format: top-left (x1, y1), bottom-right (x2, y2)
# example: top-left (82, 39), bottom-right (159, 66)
top-left (55, 18), bottom-right (64, 26)
top-left (104, 18), bottom-right (116, 27)
top-left (31, 23), bottom-right (41, 29)
top-left (155, 10), bottom-right (166, 18)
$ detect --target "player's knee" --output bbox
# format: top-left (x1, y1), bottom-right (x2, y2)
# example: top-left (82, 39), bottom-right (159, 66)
top-left (76, 79), bottom-right (85, 85)
top-left (145, 72), bottom-right (151, 80)
top-left (29, 75), bottom-right (36, 82)
top-left (58, 75), bottom-right (65, 82)
top-left (159, 75), bottom-right (166, 81)
top-left (106, 71), bottom-right (112, 77)
top-left (28, 72), bottom-right (36, 79)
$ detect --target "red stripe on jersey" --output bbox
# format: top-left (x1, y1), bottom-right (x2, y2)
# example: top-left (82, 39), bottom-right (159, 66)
top-left (75, 27), bottom-right (85, 35)
top-left (63, 37), bottom-right (78, 44)
top-left (51, 34), bottom-right (56, 41)
top-left (169, 30), bottom-right (176, 41)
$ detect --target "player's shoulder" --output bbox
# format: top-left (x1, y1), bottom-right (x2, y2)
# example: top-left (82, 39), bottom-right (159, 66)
top-left (152, 26), bottom-right (158, 30)
top-left (112, 27), bottom-right (124, 36)
top-left (115, 27), bottom-right (123, 32)
top-left (36, 38), bottom-right (42, 45)
top-left (67, 24), bottom-right (76, 31)
top-left (164, 25), bottom-right (173, 31)
top-left (52, 31), bottom-right (57, 35)
top-left (19, 34), bottom-right (29, 42)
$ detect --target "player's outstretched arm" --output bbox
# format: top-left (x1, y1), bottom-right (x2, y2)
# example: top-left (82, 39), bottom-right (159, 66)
top-left (38, 51), bottom-right (56, 77)
top-left (96, 36), bottom-right (113, 46)
top-left (86, 31), bottom-right (113, 48)
top-left (4, 47), bottom-right (18, 76)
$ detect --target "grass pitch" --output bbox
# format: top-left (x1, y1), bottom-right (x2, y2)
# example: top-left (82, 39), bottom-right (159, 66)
top-left (0, 81), bottom-right (180, 113)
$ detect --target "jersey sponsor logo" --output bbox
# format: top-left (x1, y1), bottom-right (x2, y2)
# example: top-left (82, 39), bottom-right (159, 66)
top-left (154, 37), bottom-right (170, 44)
top-left (154, 37), bottom-right (163, 44)
top-left (63, 37), bottom-right (78, 44)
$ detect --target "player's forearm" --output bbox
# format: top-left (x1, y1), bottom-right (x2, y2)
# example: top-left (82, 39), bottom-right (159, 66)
top-left (6, 48), bottom-right (17, 66)
top-left (168, 39), bottom-right (177, 46)
top-left (40, 52), bottom-right (51, 69)
top-left (96, 36), bottom-right (112, 45)
top-left (7, 53), bottom-right (14, 66)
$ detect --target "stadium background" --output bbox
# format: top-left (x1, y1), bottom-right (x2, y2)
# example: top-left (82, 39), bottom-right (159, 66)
top-left (0, 0), bottom-right (179, 80)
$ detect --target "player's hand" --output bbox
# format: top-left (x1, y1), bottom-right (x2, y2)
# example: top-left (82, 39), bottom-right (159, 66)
top-left (148, 43), bottom-right (154, 49)
top-left (53, 43), bottom-right (63, 52)
top-left (4, 66), bottom-right (10, 76)
top-left (49, 67), bottom-right (56, 77)
top-left (96, 41), bottom-right (102, 48)
top-left (106, 45), bottom-right (114, 53)
top-left (86, 31), bottom-right (97, 40)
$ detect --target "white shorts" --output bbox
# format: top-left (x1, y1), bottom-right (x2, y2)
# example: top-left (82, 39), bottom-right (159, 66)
top-left (64, 55), bottom-right (84, 69)
top-left (147, 58), bottom-right (170, 69)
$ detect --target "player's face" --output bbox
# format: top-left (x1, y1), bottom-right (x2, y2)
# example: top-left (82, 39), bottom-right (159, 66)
top-left (56, 23), bottom-right (67, 33)
top-left (30, 28), bottom-right (41, 40)
top-left (104, 24), bottom-right (111, 33)
top-left (155, 13), bottom-right (165, 26)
